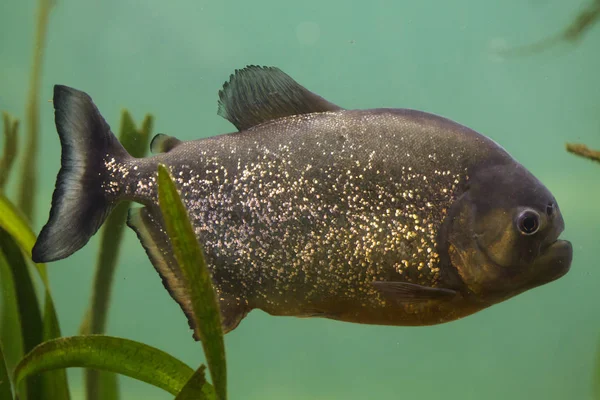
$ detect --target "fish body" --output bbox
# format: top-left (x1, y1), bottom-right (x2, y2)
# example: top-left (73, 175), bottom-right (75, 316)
top-left (33, 66), bottom-right (572, 338)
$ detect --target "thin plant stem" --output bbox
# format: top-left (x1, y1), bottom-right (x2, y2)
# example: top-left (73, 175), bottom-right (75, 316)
top-left (566, 143), bottom-right (600, 164)
top-left (17, 0), bottom-right (55, 221)
top-left (0, 113), bottom-right (19, 191)
top-left (83, 111), bottom-right (153, 400)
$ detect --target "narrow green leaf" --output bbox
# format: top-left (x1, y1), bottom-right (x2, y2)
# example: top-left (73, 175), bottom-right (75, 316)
top-left (91, 371), bottom-right (120, 400)
top-left (85, 201), bottom-right (130, 332)
top-left (82, 110), bottom-right (152, 400)
top-left (0, 112), bottom-right (19, 191)
top-left (0, 193), bottom-right (47, 283)
top-left (0, 246), bottom-right (23, 378)
top-left (0, 194), bottom-right (36, 250)
top-left (0, 194), bottom-right (70, 399)
top-left (79, 312), bottom-right (91, 335)
top-left (0, 341), bottom-right (13, 400)
top-left (17, 0), bottom-right (56, 221)
top-left (83, 368), bottom-right (120, 400)
top-left (174, 365), bottom-right (216, 400)
top-left (497, 0), bottom-right (600, 57)
top-left (157, 164), bottom-right (227, 400)
top-left (42, 295), bottom-right (61, 341)
top-left (0, 230), bottom-right (43, 400)
top-left (118, 111), bottom-right (153, 159)
top-left (139, 115), bottom-right (154, 145)
top-left (41, 296), bottom-right (70, 400)
top-left (14, 336), bottom-right (205, 396)
top-left (0, 233), bottom-right (43, 350)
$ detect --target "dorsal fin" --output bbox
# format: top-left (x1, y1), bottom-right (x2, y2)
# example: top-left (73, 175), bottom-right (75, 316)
top-left (217, 65), bottom-right (344, 131)
top-left (150, 134), bottom-right (182, 154)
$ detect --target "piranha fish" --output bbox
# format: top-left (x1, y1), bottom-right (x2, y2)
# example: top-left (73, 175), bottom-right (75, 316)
top-left (32, 65), bottom-right (573, 339)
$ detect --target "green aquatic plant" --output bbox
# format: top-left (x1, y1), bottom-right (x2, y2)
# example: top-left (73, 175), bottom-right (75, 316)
top-left (0, 193), bottom-right (69, 400)
top-left (0, 113), bottom-right (19, 191)
top-left (0, 227), bottom-right (44, 400)
top-left (0, 129), bottom-right (226, 398)
top-left (1, 18), bottom-right (225, 395)
top-left (175, 365), bottom-right (215, 400)
top-left (80, 110), bottom-right (153, 400)
top-left (566, 143), bottom-right (600, 164)
top-left (14, 335), bottom-right (215, 396)
top-left (0, 342), bottom-right (12, 399)
top-left (15, 167), bottom-right (222, 399)
top-left (499, 0), bottom-right (600, 56)
top-left (17, 0), bottom-right (55, 222)
top-left (0, 116), bottom-right (22, 383)
top-left (1, 8), bottom-right (227, 392)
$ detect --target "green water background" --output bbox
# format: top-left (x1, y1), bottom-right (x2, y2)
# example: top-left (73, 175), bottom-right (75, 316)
top-left (1, 0), bottom-right (599, 398)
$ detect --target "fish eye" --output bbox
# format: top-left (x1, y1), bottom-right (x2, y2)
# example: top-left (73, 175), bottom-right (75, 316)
top-left (517, 210), bottom-right (540, 235)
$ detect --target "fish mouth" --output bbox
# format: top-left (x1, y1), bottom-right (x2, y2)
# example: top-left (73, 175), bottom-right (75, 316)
top-left (532, 239), bottom-right (573, 285)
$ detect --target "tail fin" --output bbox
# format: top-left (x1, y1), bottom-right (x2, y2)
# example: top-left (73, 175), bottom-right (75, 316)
top-left (32, 85), bottom-right (130, 263)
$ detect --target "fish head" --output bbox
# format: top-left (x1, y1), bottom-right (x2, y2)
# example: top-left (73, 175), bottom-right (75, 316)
top-left (443, 162), bottom-right (572, 304)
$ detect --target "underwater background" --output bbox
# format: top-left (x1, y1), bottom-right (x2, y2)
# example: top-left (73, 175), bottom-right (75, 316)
top-left (1, 0), bottom-right (599, 399)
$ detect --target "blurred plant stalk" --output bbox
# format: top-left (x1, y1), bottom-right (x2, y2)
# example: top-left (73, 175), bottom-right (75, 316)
top-left (566, 143), bottom-right (600, 164)
top-left (80, 111), bottom-right (153, 400)
top-left (17, 0), bottom-right (55, 222)
top-left (499, 0), bottom-right (600, 56)
top-left (0, 113), bottom-right (19, 192)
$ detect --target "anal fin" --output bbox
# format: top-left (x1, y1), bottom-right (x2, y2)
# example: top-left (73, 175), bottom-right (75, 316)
top-left (219, 296), bottom-right (250, 333)
top-left (127, 206), bottom-right (249, 339)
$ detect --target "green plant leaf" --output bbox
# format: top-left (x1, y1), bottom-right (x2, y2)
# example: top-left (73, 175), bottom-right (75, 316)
top-left (0, 194), bottom-right (70, 399)
top-left (0, 112), bottom-right (19, 191)
top-left (118, 111), bottom-right (154, 159)
top-left (0, 230), bottom-right (43, 400)
top-left (174, 364), bottom-right (217, 400)
top-left (14, 336), bottom-right (207, 396)
top-left (157, 164), bottom-right (227, 400)
top-left (0, 258), bottom-right (23, 382)
top-left (0, 239), bottom-right (23, 379)
top-left (0, 193), bottom-right (47, 283)
top-left (82, 110), bottom-right (153, 400)
top-left (0, 232), bottom-right (43, 351)
top-left (41, 297), bottom-right (70, 400)
top-left (92, 371), bottom-right (120, 400)
top-left (0, 340), bottom-right (14, 399)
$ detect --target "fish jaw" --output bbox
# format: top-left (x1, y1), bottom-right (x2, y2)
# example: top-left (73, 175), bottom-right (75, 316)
top-left (528, 239), bottom-right (573, 286)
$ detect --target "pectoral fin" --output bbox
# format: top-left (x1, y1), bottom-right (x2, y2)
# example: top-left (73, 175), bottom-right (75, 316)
top-left (372, 281), bottom-right (457, 303)
top-left (296, 308), bottom-right (339, 319)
